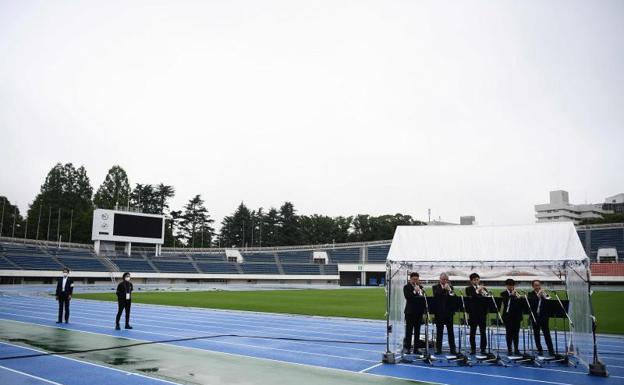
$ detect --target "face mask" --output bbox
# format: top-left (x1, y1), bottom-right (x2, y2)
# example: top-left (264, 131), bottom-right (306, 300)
top-left (124, 277), bottom-right (130, 281)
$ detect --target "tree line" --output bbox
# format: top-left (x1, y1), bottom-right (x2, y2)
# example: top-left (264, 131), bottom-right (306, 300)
top-left (1, 163), bottom-right (425, 247)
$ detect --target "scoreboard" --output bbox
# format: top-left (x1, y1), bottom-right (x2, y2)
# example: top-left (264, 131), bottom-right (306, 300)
top-left (92, 209), bottom-right (165, 244)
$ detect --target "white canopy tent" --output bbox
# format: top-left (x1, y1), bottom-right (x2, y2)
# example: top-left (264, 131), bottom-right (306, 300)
top-left (384, 222), bottom-right (602, 373)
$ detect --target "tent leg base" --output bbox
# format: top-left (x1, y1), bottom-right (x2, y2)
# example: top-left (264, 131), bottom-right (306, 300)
top-left (589, 362), bottom-right (608, 377)
top-left (382, 352), bottom-right (396, 364)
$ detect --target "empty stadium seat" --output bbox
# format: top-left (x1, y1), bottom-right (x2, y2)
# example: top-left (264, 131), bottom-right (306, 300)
top-left (367, 245), bottom-right (389, 263)
top-left (197, 262), bottom-right (239, 274)
top-left (111, 258), bottom-right (155, 272)
top-left (57, 257), bottom-right (107, 271)
top-left (278, 251), bottom-right (312, 264)
top-left (152, 261), bottom-right (199, 273)
top-left (281, 264), bottom-right (321, 275)
top-left (241, 253), bottom-right (276, 263)
top-left (5, 255), bottom-right (64, 270)
top-left (327, 248), bottom-right (360, 263)
top-left (239, 263), bottom-right (280, 274)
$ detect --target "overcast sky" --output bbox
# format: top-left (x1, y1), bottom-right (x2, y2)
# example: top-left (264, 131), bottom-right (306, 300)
top-left (1, 0), bottom-right (622, 226)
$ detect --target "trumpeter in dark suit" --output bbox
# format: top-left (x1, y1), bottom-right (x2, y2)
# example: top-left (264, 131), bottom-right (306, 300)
top-left (115, 272), bottom-right (134, 330)
top-left (403, 272), bottom-right (426, 354)
top-left (527, 279), bottom-right (554, 355)
top-left (432, 273), bottom-right (457, 355)
top-left (55, 268), bottom-right (74, 323)
top-left (465, 272), bottom-right (489, 355)
top-left (500, 278), bottom-right (522, 356)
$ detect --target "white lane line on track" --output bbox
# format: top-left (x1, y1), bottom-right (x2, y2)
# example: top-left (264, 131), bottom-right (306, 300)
top-left (0, 303), bottom-right (384, 356)
top-left (0, 311), bottom-right (379, 363)
top-left (0, 364), bottom-right (64, 385)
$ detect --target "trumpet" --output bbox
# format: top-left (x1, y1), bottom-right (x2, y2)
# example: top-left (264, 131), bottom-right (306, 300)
top-left (477, 284), bottom-right (490, 296)
top-left (537, 288), bottom-right (551, 299)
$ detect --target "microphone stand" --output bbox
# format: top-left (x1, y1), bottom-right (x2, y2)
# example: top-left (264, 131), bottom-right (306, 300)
top-left (422, 294), bottom-right (434, 364)
top-left (519, 294), bottom-right (540, 366)
top-left (552, 292), bottom-right (573, 365)
top-left (483, 292), bottom-right (506, 366)
top-left (449, 290), bottom-right (470, 366)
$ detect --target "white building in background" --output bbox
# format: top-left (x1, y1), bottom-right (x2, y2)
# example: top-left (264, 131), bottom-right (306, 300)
top-left (535, 190), bottom-right (612, 224)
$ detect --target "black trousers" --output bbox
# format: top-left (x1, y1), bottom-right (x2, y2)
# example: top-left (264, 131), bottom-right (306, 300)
top-left (435, 316), bottom-right (456, 352)
top-left (503, 315), bottom-right (521, 352)
top-left (532, 316), bottom-right (554, 353)
top-left (469, 318), bottom-right (487, 352)
top-left (116, 299), bottom-right (131, 326)
top-left (403, 313), bottom-right (423, 351)
top-left (57, 295), bottom-right (70, 322)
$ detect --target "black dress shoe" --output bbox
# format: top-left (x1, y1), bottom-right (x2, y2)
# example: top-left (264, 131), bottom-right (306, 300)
top-left (507, 350), bottom-right (513, 356)
top-left (480, 350), bottom-right (488, 355)
top-left (56, 321), bottom-right (62, 324)
top-left (514, 351), bottom-right (522, 356)
top-left (470, 350), bottom-right (476, 355)
top-left (115, 325), bottom-right (121, 330)
top-left (434, 350), bottom-right (442, 355)
top-left (125, 325), bottom-right (133, 329)
top-left (413, 349), bottom-right (421, 355)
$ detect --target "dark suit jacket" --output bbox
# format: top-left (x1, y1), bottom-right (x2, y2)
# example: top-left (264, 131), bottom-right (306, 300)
top-left (500, 290), bottom-right (523, 320)
top-left (116, 281), bottom-right (134, 301)
top-left (432, 283), bottom-right (455, 319)
top-left (527, 290), bottom-right (550, 319)
top-left (403, 283), bottom-right (425, 315)
top-left (465, 285), bottom-right (489, 322)
top-left (55, 277), bottom-right (74, 297)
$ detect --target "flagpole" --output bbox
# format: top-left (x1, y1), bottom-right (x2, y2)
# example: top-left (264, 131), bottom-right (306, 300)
top-left (69, 209), bottom-right (74, 243)
top-left (56, 207), bottom-right (61, 241)
top-left (36, 204), bottom-right (42, 240)
top-left (0, 197), bottom-right (5, 237)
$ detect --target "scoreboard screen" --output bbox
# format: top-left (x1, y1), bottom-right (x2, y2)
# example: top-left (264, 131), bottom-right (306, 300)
top-left (92, 209), bottom-right (165, 244)
top-left (113, 213), bottom-right (163, 239)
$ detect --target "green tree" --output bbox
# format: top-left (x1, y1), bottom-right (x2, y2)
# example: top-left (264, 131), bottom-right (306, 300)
top-left (155, 184), bottom-right (175, 214)
top-left (179, 195), bottom-right (214, 247)
top-left (278, 201), bottom-right (300, 245)
top-left (0, 195), bottom-right (25, 238)
top-left (219, 202), bottom-right (252, 247)
top-left (26, 163), bottom-right (93, 242)
top-left (93, 165), bottom-right (130, 209)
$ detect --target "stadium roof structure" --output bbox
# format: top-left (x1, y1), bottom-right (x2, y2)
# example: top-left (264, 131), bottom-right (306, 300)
top-left (387, 222), bottom-right (587, 263)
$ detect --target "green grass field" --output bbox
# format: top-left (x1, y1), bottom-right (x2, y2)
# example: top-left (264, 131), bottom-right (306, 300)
top-left (74, 288), bottom-right (624, 334)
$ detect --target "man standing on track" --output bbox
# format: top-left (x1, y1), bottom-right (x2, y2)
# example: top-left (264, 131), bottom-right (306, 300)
top-left (432, 273), bottom-right (457, 355)
top-left (501, 278), bottom-right (522, 356)
top-left (528, 279), bottom-right (554, 355)
top-left (403, 272), bottom-right (425, 354)
top-left (465, 272), bottom-right (489, 355)
top-left (55, 268), bottom-right (74, 323)
top-left (115, 272), bottom-right (134, 330)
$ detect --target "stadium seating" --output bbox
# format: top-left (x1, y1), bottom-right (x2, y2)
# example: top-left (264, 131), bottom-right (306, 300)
top-left (191, 253), bottom-right (227, 262)
top-left (5, 255), bottom-right (64, 270)
top-left (197, 262), bottom-right (239, 274)
top-left (152, 261), bottom-right (199, 273)
top-left (591, 263), bottom-right (624, 276)
top-left (327, 248), bottom-right (360, 263)
top-left (239, 263), bottom-right (280, 274)
top-left (0, 256), bottom-right (17, 269)
top-left (281, 264), bottom-right (321, 275)
top-left (111, 258), bottom-right (155, 272)
top-left (277, 251), bottom-right (312, 264)
top-left (367, 245), bottom-right (390, 263)
top-left (322, 264), bottom-right (339, 275)
top-left (241, 253), bottom-right (276, 263)
top-left (56, 257), bottom-right (107, 271)
top-left (589, 228), bottom-right (624, 260)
